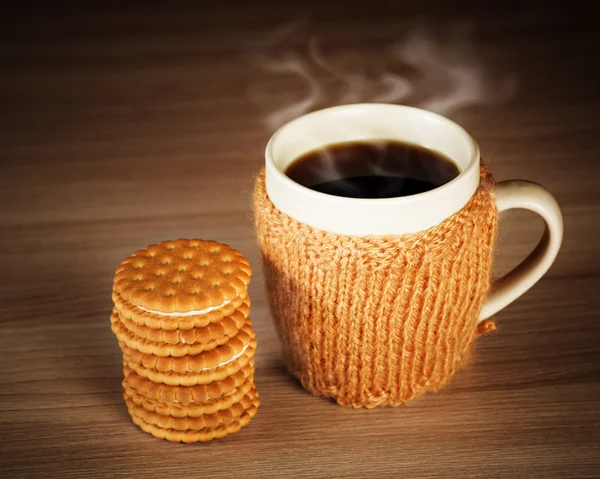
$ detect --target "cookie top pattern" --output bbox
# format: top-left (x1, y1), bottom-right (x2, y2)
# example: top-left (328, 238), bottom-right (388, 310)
top-left (114, 239), bottom-right (251, 313)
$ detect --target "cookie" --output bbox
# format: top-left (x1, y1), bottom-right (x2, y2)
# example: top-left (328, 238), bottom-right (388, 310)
top-left (123, 338), bottom-right (257, 386)
top-left (113, 239), bottom-right (252, 320)
top-left (115, 297), bottom-right (250, 344)
top-left (125, 387), bottom-right (258, 430)
top-left (123, 363), bottom-right (254, 404)
top-left (119, 320), bottom-right (254, 372)
top-left (113, 289), bottom-right (248, 331)
top-left (123, 378), bottom-right (255, 417)
top-left (127, 396), bottom-right (260, 443)
top-left (110, 306), bottom-right (248, 357)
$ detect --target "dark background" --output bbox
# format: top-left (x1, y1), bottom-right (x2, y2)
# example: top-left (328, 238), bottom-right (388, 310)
top-left (1, 2), bottom-right (599, 478)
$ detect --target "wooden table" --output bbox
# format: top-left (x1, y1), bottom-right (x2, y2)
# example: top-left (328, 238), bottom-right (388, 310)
top-left (1, 3), bottom-right (599, 478)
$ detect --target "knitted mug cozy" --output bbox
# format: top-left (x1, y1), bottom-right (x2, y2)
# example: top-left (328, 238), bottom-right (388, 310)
top-left (253, 165), bottom-right (499, 408)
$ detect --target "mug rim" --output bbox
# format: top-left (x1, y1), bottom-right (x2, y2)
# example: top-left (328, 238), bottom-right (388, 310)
top-left (265, 103), bottom-right (480, 206)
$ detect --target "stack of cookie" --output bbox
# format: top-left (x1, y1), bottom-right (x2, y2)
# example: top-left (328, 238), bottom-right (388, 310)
top-left (109, 239), bottom-right (259, 443)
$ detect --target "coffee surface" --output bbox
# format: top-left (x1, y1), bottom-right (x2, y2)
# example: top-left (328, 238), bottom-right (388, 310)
top-left (285, 140), bottom-right (460, 199)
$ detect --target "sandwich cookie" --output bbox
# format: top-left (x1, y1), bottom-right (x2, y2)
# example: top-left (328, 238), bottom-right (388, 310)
top-left (121, 336), bottom-right (257, 386)
top-left (123, 378), bottom-right (255, 418)
top-left (122, 363), bottom-right (255, 404)
top-left (127, 396), bottom-right (260, 443)
top-left (114, 297), bottom-right (250, 345)
top-left (113, 239), bottom-right (251, 330)
top-left (110, 305), bottom-right (248, 357)
top-left (125, 387), bottom-right (258, 430)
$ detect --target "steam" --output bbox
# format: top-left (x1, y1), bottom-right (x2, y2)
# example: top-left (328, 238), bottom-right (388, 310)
top-left (248, 51), bottom-right (323, 131)
top-left (394, 27), bottom-right (517, 114)
top-left (308, 38), bottom-right (414, 105)
top-left (246, 22), bottom-right (517, 131)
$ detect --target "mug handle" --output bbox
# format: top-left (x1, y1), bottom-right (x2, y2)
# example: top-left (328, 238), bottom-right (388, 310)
top-left (478, 180), bottom-right (563, 322)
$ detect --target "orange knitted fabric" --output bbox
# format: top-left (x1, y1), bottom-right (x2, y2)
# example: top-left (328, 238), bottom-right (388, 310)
top-left (253, 166), bottom-right (499, 408)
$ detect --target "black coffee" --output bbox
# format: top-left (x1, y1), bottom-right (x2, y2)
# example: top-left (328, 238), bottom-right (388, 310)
top-left (285, 140), bottom-right (460, 199)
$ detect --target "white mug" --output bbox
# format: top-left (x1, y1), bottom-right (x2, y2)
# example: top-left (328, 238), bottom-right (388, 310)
top-left (264, 103), bottom-right (563, 321)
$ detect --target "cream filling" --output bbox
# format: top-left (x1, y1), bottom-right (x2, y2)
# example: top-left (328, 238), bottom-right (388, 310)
top-left (137, 299), bottom-right (231, 317)
top-left (187, 341), bottom-right (251, 373)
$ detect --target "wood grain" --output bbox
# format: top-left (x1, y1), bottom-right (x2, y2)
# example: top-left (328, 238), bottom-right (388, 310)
top-left (1, 2), bottom-right (599, 478)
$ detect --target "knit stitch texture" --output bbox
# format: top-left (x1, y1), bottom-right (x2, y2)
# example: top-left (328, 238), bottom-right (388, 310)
top-left (253, 165), bottom-right (499, 408)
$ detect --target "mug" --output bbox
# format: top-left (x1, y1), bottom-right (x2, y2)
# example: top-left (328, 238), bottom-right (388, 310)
top-left (254, 103), bottom-right (563, 408)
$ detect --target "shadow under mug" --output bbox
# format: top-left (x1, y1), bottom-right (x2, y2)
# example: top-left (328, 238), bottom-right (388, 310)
top-left (255, 103), bottom-right (563, 407)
